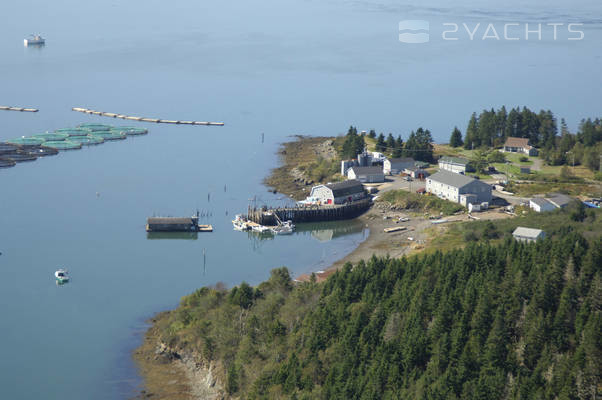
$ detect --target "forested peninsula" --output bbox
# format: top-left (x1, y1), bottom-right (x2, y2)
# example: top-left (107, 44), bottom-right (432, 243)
top-left (135, 210), bottom-right (601, 399)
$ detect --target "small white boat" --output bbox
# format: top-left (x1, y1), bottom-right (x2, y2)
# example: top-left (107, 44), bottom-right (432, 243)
top-left (232, 214), bottom-right (250, 231)
top-left (270, 220), bottom-right (295, 235)
top-left (252, 225), bottom-right (271, 233)
top-left (24, 34), bottom-right (45, 46)
top-left (54, 269), bottom-right (69, 283)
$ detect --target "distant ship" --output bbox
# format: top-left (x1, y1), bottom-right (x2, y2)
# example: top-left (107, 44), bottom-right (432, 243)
top-left (24, 34), bottom-right (45, 46)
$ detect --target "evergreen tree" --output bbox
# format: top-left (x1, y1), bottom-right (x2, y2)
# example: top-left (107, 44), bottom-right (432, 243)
top-left (375, 133), bottom-right (386, 153)
top-left (450, 127), bottom-right (463, 148)
top-left (464, 113), bottom-right (479, 149)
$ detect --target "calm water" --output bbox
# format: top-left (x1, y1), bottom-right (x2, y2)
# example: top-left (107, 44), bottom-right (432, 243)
top-left (1, 0), bottom-right (601, 399)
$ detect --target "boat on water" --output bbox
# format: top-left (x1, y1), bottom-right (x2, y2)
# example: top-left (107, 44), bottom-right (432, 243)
top-left (270, 220), bottom-right (295, 235)
top-left (232, 214), bottom-right (251, 231)
top-left (252, 225), bottom-right (271, 233)
top-left (55, 269), bottom-right (69, 283)
top-left (24, 34), bottom-right (45, 46)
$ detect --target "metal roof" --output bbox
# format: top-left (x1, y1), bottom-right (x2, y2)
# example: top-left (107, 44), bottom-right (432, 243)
top-left (504, 137), bottom-right (531, 148)
top-left (513, 227), bottom-right (544, 238)
top-left (148, 217), bottom-right (196, 225)
top-left (429, 169), bottom-right (488, 189)
top-left (547, 193), bottom-right (572, 208)
top-left (439, 156), bottom-right (468, 165)
top-left (530, 197), bottom-right (553, 207)
top-left (387, 157), bottom-right (414, 164)
top-left (350, 166), bottom-right (383, 175)
top-left (326, 179), bottom-right (365, 197)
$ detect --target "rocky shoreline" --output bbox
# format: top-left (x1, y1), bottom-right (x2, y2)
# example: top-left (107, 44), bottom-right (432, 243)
top-left (132, 313), bottom-right (226, 400)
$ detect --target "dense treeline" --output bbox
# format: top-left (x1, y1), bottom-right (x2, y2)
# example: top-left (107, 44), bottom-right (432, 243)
top-left (454, 107), bottom-right (602, 171)
top-left (342, 126), bottom-right (434, 162)
top-left (158, 220), bottom-right (601, 399)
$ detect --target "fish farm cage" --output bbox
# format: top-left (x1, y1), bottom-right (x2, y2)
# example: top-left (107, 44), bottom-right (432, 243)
top-left (0, 123), bottom-right (150, 170)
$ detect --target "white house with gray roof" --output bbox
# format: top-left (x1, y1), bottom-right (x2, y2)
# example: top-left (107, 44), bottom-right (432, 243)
top-left (513, 227), bottom-right (546, 243)
top-left (347, 166), bottom-right (385, 183)
top-left (426, 170), bottom-right (492, 206)
top-left (438, 156), bottom-right (469, 174)
top-left (383, 157), bottom-right (415, 175)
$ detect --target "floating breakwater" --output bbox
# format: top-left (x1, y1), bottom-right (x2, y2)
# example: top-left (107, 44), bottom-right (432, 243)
top-left (72, 107), bottom-right (224, 126)
top-left (0, 106), bottom-right (39, 112)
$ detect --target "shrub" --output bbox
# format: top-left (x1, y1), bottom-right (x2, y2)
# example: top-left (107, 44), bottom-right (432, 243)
top-left (519, 156), bottom-right (529, 162)
top-left (464, 231), bottom-right (478, 242)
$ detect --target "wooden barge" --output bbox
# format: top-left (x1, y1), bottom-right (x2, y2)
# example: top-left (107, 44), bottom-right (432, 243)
top-left (146, 214), bottom-right (213, 233)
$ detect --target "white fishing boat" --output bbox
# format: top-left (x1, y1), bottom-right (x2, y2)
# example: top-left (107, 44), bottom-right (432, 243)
top-left (54, 269), bottom-right (69, 283)
top-left (24, 34), bottom-right (45, 46)
top-left (252, 225), bottom-right (271, 233)
top-left (270, 220), bottom-right (295, 235)
top-left (232, 214), bottom-right (250, 231)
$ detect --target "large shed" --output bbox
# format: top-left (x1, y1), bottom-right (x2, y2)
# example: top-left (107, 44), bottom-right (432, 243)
top-left (309, 180), bottom-right (365, 205)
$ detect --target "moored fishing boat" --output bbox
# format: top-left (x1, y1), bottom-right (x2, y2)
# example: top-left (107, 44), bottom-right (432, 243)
top-left (54, 269), bottom-right (69, 283)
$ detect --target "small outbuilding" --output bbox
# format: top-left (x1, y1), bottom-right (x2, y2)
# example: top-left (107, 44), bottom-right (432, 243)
top-left (403, 166), bottom-right (429, 179)
top-left (513, 227), bottom-right (546, 243)
top-left (529, 198), bottom-right (556, 213)
top-left (347, 166), bottom-right (385, 183)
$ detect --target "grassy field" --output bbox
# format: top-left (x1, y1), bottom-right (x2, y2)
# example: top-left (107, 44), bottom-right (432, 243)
top-left (378, 190), bottom-right (465, 215)
top-left (425, 205), bottom-right (602, 253)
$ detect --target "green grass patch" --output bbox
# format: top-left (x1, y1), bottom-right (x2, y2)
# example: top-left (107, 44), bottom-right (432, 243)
top-left (426, 205), bottom-right (601, 254)
top-left (378, 190), bottom-right (465, 215)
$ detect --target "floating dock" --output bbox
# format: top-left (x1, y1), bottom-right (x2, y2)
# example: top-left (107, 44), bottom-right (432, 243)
top-left (0, 106), bottom-right (38, 112)
top-left (145, 215), bottom-right (213, 232)
top-left (247, 198), bottom-right (371, 225)
top-left (72, 107), bottom-right (224, 126)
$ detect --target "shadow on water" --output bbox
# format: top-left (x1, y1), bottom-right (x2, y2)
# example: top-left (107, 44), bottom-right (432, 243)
top-left (146, 232), bottom-right (198, 240)
top-left (245, 218), bottom-right (367, 249)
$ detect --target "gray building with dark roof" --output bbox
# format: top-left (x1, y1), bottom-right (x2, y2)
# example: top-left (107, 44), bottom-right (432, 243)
top-left (309, 180), bottom-right (366, 205)
top-left (426, 170), bottom-right (492, 206)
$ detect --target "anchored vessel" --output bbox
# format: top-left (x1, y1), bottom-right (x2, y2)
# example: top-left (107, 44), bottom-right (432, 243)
top-left (24, 34), bottom-right (45, 46)
top-left (55, 269), bottom-right (69, 284)
top-left (146, 212), bottom-right (213, 233)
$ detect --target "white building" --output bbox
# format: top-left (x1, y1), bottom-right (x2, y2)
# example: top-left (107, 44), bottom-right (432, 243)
top-left (529, 198), bottom-right (556, 213)
top-left (438, 156), bottom-right (469, 174)
top-left (426, 170), bottom-right (492, 206)
top-left (347, 166), bottom-right (385, 183)
top-left (513, 227), bottom-right (546, 243)
top-left (309, 180), bottom-right (365, 205)
top-left (383, 157), bottom-right (415, 175)
top-left (341, 160), bottom-right (355, 176)
top-left (503, 137), bottom-right (538, 156)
